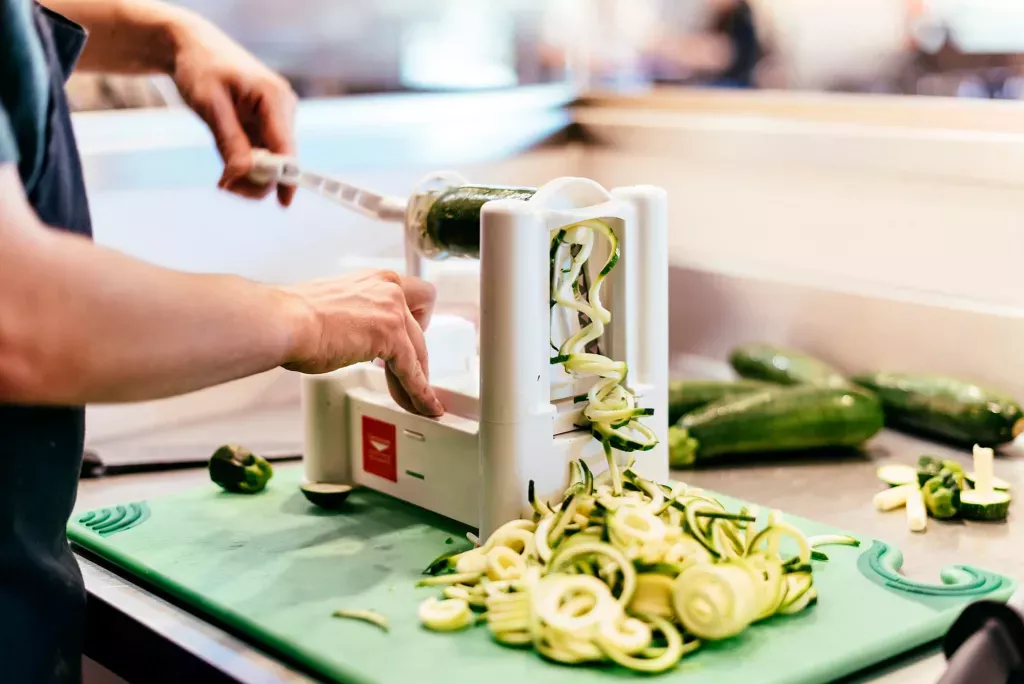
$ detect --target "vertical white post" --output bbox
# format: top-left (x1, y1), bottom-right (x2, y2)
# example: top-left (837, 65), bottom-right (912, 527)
top-left (478, 199), bottom-right (557, 538)
top-left (594, 206), bottom-right (637, 475)
top-left (613, 186), bottom-right (669, 482)
top-left (302, 370), bottom-right (354, 485)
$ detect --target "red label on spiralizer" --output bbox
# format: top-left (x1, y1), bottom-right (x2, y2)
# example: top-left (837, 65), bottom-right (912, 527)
top-left (362, 416), bottom-right (398, 482)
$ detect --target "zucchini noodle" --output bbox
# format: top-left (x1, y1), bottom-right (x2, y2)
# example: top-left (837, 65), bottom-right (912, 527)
top-left (418, 597), bottom-right (473, 631)
top-left (549, 220), bottom-right (658, 476)
top-left (414, 219), bottom-right (827, 674)
top-left (417, 457), bottom-right (823, 674)
top-left (671, 562), bottom-right (758, 640)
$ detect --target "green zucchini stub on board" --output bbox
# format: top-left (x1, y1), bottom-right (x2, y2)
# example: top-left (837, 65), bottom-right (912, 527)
top-left (208, 444), bottom-right (273, 494)
top-left (422, 185), bottom-right (536, 258)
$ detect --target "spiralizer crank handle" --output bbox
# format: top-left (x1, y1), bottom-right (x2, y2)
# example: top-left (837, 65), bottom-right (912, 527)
top-left (247, 148), bottom-right (407, 223)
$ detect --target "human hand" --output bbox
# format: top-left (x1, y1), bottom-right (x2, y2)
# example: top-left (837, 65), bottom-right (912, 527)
top-left (169, 14), bottom-right (297, 206)
top-left (282, 270), bottom-right (444, 417)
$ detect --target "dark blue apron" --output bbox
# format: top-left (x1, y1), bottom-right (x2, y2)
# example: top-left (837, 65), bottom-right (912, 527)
top-left (0, 5), bottom-right (92, 683)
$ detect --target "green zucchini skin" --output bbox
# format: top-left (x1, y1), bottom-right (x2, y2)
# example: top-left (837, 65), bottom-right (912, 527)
top-left (669, 385), bottom-right (884, 467)
top-left (667, 379), bottom-right (773, 425)
top-left (208, 444), bottom-right (273, 494)
top-left (851, 372), bottom-right (1024, 448)
top-left (728, 343), bottom-right (848, 387)
top-left (958, 493), bottom-right (1011, 522)
top-left (424, 185), bottom-right (536, 258)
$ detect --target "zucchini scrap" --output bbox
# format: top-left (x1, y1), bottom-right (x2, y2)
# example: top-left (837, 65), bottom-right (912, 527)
top-left (873, 444), bottom-right (1012, 528)
top-left (208, 444), bottom-right (273, 494)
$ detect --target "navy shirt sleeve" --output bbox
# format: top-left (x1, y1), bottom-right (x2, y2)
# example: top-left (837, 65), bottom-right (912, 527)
top-left (0, 104), bottom-right (18, 167)
top-left (0, 0), bottom-right (51, 186)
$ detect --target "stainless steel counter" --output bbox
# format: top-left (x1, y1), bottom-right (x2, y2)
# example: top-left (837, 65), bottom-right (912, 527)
top-left (74, 429), bottom-right (1022, 684)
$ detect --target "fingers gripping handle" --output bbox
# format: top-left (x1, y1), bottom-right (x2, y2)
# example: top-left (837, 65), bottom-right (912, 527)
top-left (248, 148), bottom-right (407, 223)
top-left (248, 148), bottom-right (297, 186)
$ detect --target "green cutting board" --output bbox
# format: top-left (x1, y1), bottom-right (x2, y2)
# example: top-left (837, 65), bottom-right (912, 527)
top-left (68, 467), bottom-right (1015, 684)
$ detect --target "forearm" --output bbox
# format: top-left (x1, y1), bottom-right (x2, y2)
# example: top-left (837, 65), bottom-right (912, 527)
top-left (42, 0), bottom-right (201, 75)
top-left (0, 219), bottom-right (311, 405)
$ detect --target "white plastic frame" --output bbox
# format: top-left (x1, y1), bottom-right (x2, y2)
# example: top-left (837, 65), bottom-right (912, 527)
top-left (303, 176), bottom-right (669, 539)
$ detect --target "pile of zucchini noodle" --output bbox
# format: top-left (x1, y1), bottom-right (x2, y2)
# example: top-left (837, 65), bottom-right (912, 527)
top-left (416, 219), bottom-right (857, 673)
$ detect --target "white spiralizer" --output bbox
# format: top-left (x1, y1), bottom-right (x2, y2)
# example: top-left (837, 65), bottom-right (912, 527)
top-left (248, 152), bottom-right (669, 538)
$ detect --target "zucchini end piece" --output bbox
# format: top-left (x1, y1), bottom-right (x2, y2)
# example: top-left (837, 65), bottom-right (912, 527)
top-left (876, 464), bottom-right (916, 488)
top-left (668, 427), bottom-right (699, 468)
top-left (300, 482), bottom-right (354, 510)
top-left (959, 490), bottom-right (1011, 522)
top-left (964, 472), bottom-right (1011, 492)
top-left (921, 472), bottom-right (960, 520)
top-left (209, 444), bottom-right (273, 494)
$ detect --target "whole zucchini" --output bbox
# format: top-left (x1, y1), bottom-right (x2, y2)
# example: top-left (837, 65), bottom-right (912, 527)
top-left (668, 378), bottom-right (773, 425)
top-left (729, 343), bottom-right (848, 387)
top-left (851, 371), bottom-right (1024, 447)
top-left (669, 385), bottom-right (884, 467)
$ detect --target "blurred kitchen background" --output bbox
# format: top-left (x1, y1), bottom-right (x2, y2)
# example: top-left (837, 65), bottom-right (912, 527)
top-left (76, 0), bottom-right (1024, 467)
top-left (69, 6), bottom-right (1024, 683)
top-left (68, 0), bottom-right (1024, 111)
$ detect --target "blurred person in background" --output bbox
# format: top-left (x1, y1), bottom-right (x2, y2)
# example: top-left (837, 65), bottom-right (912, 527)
top-left (0, 1), bottom-right (441, 682)
top-left (651, 0), bottom-right (770, 89)
top-left (704, 0), bottom-right (763, 88)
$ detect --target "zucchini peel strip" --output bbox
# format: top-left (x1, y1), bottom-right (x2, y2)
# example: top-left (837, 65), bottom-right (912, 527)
top-left (331, 609), bottom-right (390, 634)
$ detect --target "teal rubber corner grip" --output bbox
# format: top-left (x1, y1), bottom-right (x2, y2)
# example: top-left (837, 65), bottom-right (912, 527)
top-left (76, 501), bottom-right (151, 537)
top-left (857, 540), bottom-right (1015, 610)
